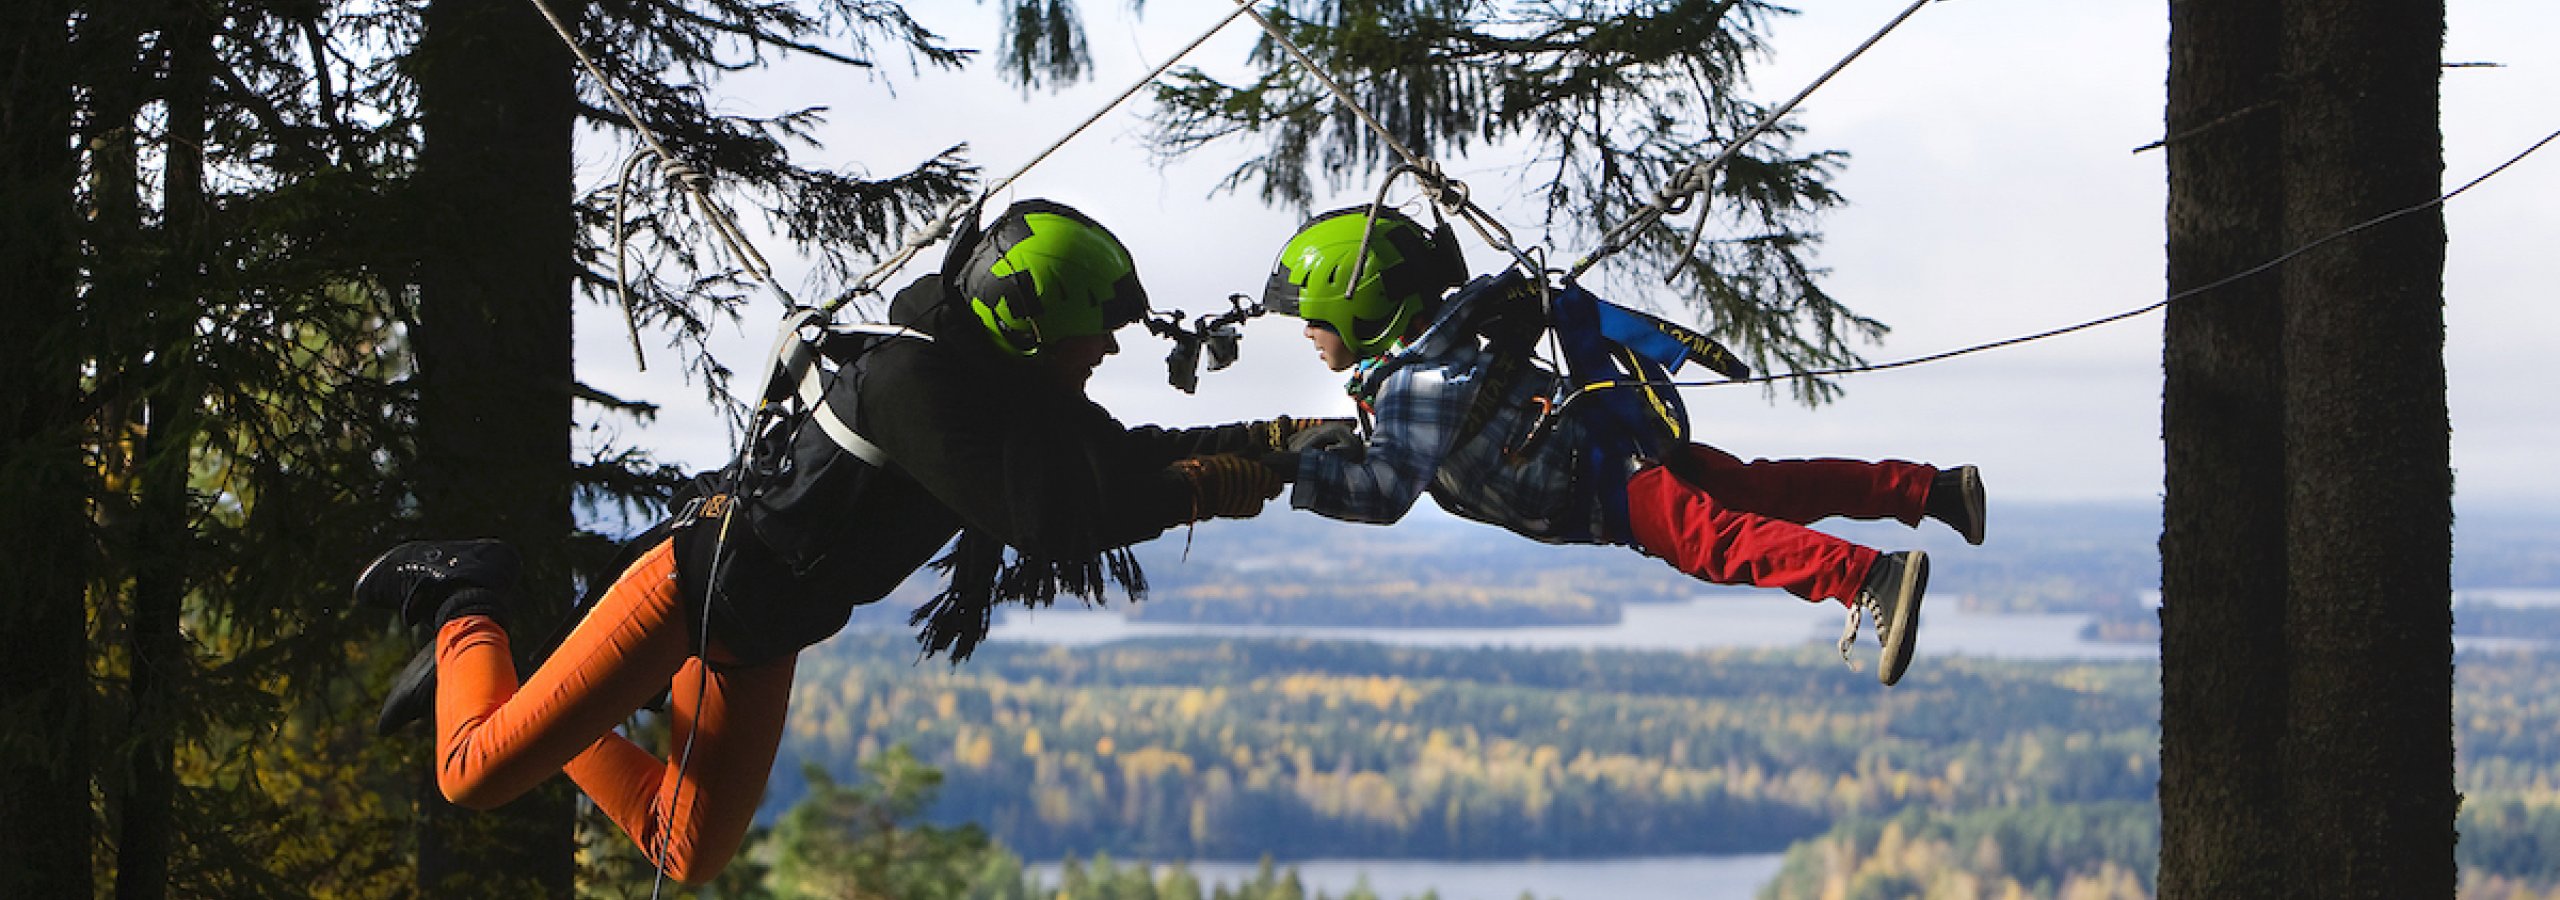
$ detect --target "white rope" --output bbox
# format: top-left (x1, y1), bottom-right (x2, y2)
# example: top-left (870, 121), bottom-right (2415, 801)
top-left (1571, 0), bottom-right (1938, 281)
top-left (823, 4), bottom-right (1255, 314)
top-left (523, 0), bottom-right (779, 289)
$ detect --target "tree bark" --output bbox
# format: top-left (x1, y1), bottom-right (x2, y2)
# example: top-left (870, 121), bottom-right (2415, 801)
top-left (2158, 0), bottom-right (2289, 894)
top-left (113, 2), bottom-right (212, 895)
top-left (0, 0), bottom-right (99, 895)
top-left (2276, 0), bottom-right (2454, 895)
top-left (2161, 1), bottom-right (2456, 896)
top-left (410, 0), bottom-right (582, 894)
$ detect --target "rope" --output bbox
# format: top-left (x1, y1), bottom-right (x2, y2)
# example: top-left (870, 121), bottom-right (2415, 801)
top-left (1569, 0), bottom-right (1937, 281)
top-left (1224, 0), bottom-right (1541, 276)
top-left (1597, 122), bottom-right (2560, 390)
top-left (523, 0), bottom-right (779, 290)
top-left (822, 4), bottom-right (1256, 314)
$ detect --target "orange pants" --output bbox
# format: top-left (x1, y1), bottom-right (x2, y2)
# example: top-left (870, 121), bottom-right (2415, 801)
top-left (433, 537), bottom-right (793, 885)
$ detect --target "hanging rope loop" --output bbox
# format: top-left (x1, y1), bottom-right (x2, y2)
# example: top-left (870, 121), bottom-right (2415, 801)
top-left (1568, 0), bottom-right (1938, 281)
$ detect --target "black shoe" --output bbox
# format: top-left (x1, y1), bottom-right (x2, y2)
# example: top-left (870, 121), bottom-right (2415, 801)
top-left (1926, 465), bottom-right (1986, 546)
top-left (355, 539), bottom-right (522, 627)
top-left (376, 643), bottom-right (438, 736)
top-left (1839, 551), bottom-right (1929, 686)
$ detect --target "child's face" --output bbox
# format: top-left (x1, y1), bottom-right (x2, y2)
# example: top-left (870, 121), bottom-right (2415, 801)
top-left (1303, 321), bottom-right (1359, 372)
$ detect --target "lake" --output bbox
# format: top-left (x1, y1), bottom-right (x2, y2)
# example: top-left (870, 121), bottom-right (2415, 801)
top-left (983, 587), bottom-right (2560, 660)
top-left (986, 591), bottom-right (2159, 660)
top-left (1028, 853), bottom-right (1789, 900)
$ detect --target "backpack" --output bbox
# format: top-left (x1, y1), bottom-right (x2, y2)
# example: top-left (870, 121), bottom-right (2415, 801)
top-left (1445, 269), bottom-right (1753, 538)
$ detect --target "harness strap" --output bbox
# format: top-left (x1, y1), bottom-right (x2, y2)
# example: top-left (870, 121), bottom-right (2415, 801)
top-left (764, 318), bottom-right (934, 466)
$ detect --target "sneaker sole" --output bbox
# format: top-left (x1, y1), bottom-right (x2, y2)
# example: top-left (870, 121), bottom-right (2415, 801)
top-left (1954, 466), bottom-right (1985, 546)
top-left (1877, 552), bottom-right (1930, 686)
top-left (375, 642), bottom-right (437, 735)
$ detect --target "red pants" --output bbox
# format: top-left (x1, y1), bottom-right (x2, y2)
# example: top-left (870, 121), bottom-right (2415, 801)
top-left (433, 538), bottom-right (790, 885)
top-left (1623, 444), bottom-right (1934, 605)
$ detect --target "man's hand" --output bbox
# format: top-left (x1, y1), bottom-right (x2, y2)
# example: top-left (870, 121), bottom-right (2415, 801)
top-left (1171, 454), bottom-right (1286, 520)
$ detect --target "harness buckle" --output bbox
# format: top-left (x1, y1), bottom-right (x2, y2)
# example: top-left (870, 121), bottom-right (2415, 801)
top-left (668, 493), bottom-right (731, 530)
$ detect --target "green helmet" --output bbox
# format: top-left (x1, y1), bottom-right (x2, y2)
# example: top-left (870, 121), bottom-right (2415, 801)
top-left (954, 199), bottom-right (1149, 356)
top-left (1262, 206), bottom-right (1465, 359)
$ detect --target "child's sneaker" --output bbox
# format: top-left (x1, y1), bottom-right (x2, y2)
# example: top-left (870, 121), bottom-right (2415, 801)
top-left (1838, 551), bottom-right (1930, 686)
top-left (1926, 466), bottom-right (1986, 546)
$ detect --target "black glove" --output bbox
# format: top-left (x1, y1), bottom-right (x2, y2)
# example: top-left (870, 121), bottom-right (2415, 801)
top-left (1283, 417), bottom-right (1361, 452)
top-left (1170, 454), bottom-right (1286, 520)
top-left (1258, 416), bottom-right (1360, 454)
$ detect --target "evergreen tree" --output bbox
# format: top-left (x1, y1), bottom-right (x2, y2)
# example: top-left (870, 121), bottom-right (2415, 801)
top-left (1146, 0), bottom-right (1873, 403)
top-left (0, 0), bottom-right (96, 892)
top-left (767, 747), bottom-right (1001, 900)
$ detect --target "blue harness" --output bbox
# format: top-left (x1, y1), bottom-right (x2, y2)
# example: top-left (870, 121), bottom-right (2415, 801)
top-left (1536, 276), bottom-right (1753, 538)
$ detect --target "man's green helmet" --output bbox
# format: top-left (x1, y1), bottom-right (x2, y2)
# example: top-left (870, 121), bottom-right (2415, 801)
top-left (954, 198), bottom-right (1149, 356)
top-left (1262, 206), bottom-right (1465, 359)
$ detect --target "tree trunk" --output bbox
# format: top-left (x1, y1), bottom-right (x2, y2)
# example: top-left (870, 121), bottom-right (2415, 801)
top-left (2276, 0), bottom-right (2453, 895)
top-left (2157, 0), bottom-right (2290, 897)
top-left (2161, 1), bottom-right (2455, 896)
top-left (114, 2), bottom-right (212, 895)
top-left (409, 0), bottom-right (582, 894)
top-left (0, 0), bottom-right (99, 895)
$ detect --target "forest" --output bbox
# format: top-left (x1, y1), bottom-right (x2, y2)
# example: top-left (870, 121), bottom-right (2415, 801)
top-left (1, 0), bottom-right (2494, 896)
top-left (739, 634), bottom-right (2560, 897)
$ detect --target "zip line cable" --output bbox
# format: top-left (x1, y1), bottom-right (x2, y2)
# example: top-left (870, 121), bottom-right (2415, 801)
top-left (824, 3), bottom-right (1255, 314)
top-left (1630, 122), bottom-right (2560, 391)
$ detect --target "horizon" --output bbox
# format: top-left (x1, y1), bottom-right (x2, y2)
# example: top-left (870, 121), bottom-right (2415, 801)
top-left (570, 1), bottom-right (2560, 511)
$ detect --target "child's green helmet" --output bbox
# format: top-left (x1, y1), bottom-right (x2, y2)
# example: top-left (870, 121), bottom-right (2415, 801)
top-left (1262, 206), bottom-right (1466, 359)
top-left (954, 199), bottom-right (1149, 356)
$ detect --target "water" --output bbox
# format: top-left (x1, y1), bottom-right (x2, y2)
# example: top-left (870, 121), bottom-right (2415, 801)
top-left (981, 587), bottom-right (2560, 660)
top-left (986, 591), bottom-right (2160, 660)
top-left (1028, 853), bottom-right (1787, 900)
top-left (2461, 588), bottom-right (2560, 608)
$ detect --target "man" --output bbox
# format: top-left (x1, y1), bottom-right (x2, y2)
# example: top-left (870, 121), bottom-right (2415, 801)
top-left (357, 199), bottom-right (1329, 884)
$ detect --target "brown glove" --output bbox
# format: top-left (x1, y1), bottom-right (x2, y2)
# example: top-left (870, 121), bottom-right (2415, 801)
top-left (1170, 454), bottom-right (1286, 520)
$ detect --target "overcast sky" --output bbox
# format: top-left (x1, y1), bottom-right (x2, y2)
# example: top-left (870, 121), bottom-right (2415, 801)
top-left (573, 0), bottom-right (2560, 515)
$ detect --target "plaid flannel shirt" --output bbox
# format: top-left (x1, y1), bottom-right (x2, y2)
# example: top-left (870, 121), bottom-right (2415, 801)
top-left (1288, 285), bottom-right (1611, 544)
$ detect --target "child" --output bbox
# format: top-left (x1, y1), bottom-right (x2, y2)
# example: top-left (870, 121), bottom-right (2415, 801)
top-left (1260, 206), bottom-right (1985, 685)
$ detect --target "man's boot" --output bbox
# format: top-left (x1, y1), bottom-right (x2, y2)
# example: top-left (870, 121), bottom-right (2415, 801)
top-left (357, 539), bottom-right (519, 734)
top-left (355, 539), bottom-right (521, 627)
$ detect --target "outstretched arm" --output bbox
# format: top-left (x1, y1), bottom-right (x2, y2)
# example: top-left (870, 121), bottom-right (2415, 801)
top-left (1290, 356), bottom-right (1486, 525)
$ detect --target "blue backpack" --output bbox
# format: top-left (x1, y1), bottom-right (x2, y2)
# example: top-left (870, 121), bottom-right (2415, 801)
top-left (1460, 270), bottom-right (1753, 537)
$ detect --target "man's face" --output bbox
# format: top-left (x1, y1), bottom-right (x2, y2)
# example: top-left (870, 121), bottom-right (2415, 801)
top-left (1304, 321), bottom-right (1359, 372)
top-left (1033, 331), bottom-right (1118, 390)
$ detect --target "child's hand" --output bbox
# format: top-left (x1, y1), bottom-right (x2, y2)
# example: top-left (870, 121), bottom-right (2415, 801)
top-left (1282, 418), bottom-right (1361, 452)
top-left (1261, 416), bottom-right (1360, 454)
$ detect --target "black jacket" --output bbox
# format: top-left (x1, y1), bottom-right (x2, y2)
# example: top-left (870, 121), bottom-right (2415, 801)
top-left (676, 276), bottom-right (1268, 664)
